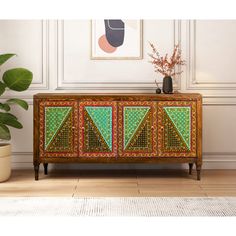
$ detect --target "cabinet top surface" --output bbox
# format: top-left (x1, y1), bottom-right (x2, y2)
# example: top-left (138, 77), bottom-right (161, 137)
top-left (34, 93), bottom-right (202, 101)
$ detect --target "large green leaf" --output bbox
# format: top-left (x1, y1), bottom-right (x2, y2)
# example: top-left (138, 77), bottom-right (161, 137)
top-left (0, 124), bottom-right (11, 140)
top-left (0, 112), bottom-right (17, 120)
top-left (0, 81), bottom-right (6, 96)
top-left (6, 98), bottom-right (29, 110)
top-left (0, 103), bottom-right (10, 112)
top-left (3, 68), bottom-right (33, 91)
top-left (0, 112), bottom-right (22, 129)
top-left (0, 54), bottom-right (15, 66)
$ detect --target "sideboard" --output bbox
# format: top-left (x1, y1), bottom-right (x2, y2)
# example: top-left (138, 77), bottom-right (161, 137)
top-left (33, 93), bottom-right (202, 180)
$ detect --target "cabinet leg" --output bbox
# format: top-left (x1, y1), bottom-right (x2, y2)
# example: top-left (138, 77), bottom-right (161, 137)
top-left (34, 163), bottom-right (40, 181)
top-left (196, 164), bottom-right (202, 181)
top-left (189, 163), bottom-right (193, 175)
top-left (43, 163), bottom-right (48, 175)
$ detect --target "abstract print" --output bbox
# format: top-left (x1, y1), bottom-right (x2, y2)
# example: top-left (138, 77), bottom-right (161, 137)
top-left (92, 20), bottom-right (142, 59)
top-left (98, 20), bottom-right (125, 53)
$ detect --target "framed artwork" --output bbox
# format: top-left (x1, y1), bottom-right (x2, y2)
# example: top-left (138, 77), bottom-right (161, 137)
top-left (91, 20), bottom-right (143, 60)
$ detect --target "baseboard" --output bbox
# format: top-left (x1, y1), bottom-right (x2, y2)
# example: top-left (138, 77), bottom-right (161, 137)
top-left (11, 152), bottom-right (236, 170)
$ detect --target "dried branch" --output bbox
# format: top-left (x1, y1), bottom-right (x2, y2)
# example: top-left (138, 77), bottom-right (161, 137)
top-left (148, 42), bottom-right (186, 77)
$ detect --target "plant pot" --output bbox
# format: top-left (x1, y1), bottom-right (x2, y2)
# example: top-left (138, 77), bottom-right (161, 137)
top-left (0, 144), bottom-right (11, 182)
top-left (162, 76), bottom-right (173, 94)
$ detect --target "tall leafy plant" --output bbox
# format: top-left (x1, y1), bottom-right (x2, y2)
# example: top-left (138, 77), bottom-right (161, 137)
top-left (0, 54), bottom-right (33, 140)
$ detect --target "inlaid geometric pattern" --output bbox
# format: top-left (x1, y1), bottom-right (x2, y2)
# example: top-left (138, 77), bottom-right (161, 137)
top-left (47, 111), bottom-right (73, 152)
top-left (45, 107), bottom-right (71, 150)
top-left (85, 106), bottom-right (112, 150)
top-left (39, 100), bottom-right (78, 158)
top-left (118, 101), bottom-right (157, 157)
top-left (164, 107), bottom-right (191, 150)
top-left (84, 109), bottom-right (110, 152)
top-left (163, 111), bottom-right (188, 152)
top-left (124, 106), bottom-right (150, 149)
top-left (79, 101), bottom-right (117, 158)
top-left (157, 101), bottom-right (197, 157)
top-left (126, 111), bottom-right (152, 151)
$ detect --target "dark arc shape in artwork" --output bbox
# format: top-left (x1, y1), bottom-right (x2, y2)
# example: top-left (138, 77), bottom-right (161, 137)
top-left (104, 19), bottom-right (125, 47)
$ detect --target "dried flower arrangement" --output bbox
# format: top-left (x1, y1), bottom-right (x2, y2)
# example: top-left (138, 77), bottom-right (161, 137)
top-left (148, 42), bottom-right (185, 78)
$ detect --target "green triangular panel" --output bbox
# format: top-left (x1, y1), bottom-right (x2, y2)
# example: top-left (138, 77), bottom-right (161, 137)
top-left (164, 112), bottom-right (188, 151)
top-left (45, 107), bottom-right (72, 149)
top-left (131, 123), bottom-right (148, 148)
top-left (87, 120), bottom-right (110, 152)
top-left (85, 106), bottom-right (112, 150)
top-left (124, 106), bottom-right (150, 148)
top-left (84, 110), bottom-right (110, 152)
top-left (164, 106), bottom-right (191, 149)
top-left (46, 111), bottom-right (72, 152)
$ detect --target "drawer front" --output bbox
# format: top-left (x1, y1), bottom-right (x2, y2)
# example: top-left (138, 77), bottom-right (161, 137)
top-left (157, 101), bottom-right (197, 157)
top-left (118, 101), bottom-right (157, 157)
top-left (79, 101), bottom-right (117, 157)
top-left (39, 100), bottom-right (78, 158)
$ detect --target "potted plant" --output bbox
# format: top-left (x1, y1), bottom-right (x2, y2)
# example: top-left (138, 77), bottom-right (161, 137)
top-left (0, 54), bottom-right (32, 182)
top-left (148, 42), bottom-right (185, 94)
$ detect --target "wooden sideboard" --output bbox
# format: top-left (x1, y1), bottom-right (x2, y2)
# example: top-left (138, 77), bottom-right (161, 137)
top-left (33, 93), bottom-right (202, 180)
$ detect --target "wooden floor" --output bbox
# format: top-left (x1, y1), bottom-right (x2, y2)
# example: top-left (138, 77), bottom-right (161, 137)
top-left (1, 169), bottom-right (236, 197)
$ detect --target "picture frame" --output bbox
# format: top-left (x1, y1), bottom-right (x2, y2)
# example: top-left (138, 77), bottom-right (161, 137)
top-left (91, 20), bottom-right (143, 60)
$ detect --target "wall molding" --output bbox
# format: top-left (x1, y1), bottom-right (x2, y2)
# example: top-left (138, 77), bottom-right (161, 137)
top-left (0, 20), bottom-right (49, 98)
top-left (186, 20), bottom-right (236, 92)
top-left (56, 20), bottom-right (181, 90)
top-left (29, 20), bottom-right (49, 90)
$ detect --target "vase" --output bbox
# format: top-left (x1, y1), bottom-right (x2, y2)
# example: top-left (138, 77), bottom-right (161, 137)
top-left (156, 88), bottom-right (161, 94)
top-left (162, 76), bottom-right (173, 94)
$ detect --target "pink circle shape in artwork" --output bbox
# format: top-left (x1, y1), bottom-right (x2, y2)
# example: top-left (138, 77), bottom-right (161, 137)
top-left (98, 35), bottom-right (117, 53)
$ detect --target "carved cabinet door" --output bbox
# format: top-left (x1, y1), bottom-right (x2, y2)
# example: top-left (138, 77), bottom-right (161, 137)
top-left (118, 101), bottom-right (157, 157)
top-left (79, 101), bottom-right (117, 157)
top-left (39, 100), bottom-right (79, 158)
top-left (157, 101), bottom-right (197, 157)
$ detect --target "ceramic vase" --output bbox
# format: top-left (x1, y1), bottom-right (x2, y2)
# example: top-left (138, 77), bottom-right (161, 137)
top-left (162, 76), bottom-right (173, 94)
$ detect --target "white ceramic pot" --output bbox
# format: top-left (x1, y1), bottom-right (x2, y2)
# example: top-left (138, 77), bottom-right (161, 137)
top-left (0, 144), bottom-right (11, 182)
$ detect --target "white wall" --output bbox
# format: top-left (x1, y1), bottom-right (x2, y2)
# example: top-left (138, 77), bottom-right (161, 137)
top-left (0, 20), bottom-right (236, 169)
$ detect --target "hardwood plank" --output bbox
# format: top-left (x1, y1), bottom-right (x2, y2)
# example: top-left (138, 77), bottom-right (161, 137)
top-left (137, 177), bottom-right (199, 185)
top-left (78, 177), bottom-right (137, 184)
top-left (200, 184), bottom-right (236, 190)
top-left (74, 187), bottom-right (139, 197)
top-left (0, 185), bottom-right (75, 197)
top-left (206, 191), bottom-right (236, 197)
top-left (1, 170), bottom-right (236, 197)
top-left (77, 182), bottom-right (137, 187)
top-left (74, 192), bottom-right (141, 197)
top-left (139, 191), bottom-right (207, 197)
top-left (138, 184), bottom-right (202, 191)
